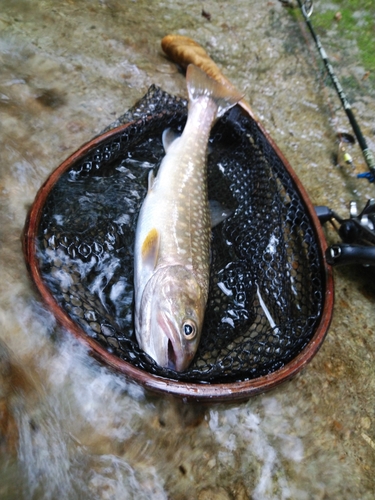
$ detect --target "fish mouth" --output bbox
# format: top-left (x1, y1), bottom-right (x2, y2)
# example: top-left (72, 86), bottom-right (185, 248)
top-left (167, 339), bottom-right (177, 370)
top-left (157, 311), bottom-right (186, 371)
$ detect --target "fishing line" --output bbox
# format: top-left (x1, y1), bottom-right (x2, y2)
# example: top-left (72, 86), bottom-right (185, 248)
top-left (295, 0), bottom-right (375, 182)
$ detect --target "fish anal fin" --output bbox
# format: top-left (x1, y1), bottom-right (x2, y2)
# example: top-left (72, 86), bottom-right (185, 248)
top-left (141, 228), bottom-right (160, 270)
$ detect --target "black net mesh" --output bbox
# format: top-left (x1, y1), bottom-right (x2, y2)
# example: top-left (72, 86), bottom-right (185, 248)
top-left (37, 85), bottom-right (324, 383)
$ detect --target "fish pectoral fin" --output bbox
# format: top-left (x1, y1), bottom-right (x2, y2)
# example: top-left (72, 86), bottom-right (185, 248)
top-left (162, 128), bottom-right (181, 152)
top-left (141, 228), bottom-right (160, 270)
top-left (147, 169), bottom-right (156, 192)
top-left (209, 200), bottom-right (234, 228)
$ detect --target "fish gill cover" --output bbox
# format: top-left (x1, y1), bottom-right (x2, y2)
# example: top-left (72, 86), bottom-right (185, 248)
top-left (36, 85), bottom-right (324, 383)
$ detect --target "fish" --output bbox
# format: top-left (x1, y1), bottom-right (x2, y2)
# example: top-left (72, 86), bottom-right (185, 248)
top-left (133, 64), bottom-right (242, 371)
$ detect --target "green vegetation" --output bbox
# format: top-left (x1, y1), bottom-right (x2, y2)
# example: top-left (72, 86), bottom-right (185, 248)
top-left (311, 0), bottom-right (375, 72)
top-left (290, 0), bottom-right (375, 91)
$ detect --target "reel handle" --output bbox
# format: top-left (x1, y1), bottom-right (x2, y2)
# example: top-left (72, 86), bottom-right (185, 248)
top-left (326, 244), bottom-right (375, 266)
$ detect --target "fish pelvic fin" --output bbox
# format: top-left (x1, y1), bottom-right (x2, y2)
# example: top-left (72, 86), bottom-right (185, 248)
top-left (186, 64), bottom-right (242, 118)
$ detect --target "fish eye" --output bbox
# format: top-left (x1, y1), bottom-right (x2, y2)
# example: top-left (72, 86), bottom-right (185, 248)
top-left (182, 320), bottom-right (197, 340)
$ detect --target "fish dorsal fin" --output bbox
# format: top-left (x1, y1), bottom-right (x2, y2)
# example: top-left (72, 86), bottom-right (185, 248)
top-left (186, 64), bottom-right (243, 118)
top-left (141, 228), bottom-right (160, 271)
top-left (162, 128), bottom-right (181, 152)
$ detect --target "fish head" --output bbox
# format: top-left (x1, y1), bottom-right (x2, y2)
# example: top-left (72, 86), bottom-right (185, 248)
top-left (136, 266), bottom-right (206, 372)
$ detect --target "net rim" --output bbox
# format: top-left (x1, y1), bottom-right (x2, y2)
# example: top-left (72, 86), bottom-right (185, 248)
top-left (23, 114), bottom-right (334, 402)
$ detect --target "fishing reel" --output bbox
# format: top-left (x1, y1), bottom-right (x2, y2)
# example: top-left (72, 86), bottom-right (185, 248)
top-left (316, 200), bottom-right (375, 266)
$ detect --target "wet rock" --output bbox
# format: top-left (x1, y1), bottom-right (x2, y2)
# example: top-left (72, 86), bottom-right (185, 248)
top-left (197, 487), bottom-right (232, 500)
top-left (0, 341), bottom-right (20, 455)
top-left (35, 88), bottom-right (66, 109)
top-left (229, 482), bottom-right (249, 500)
top-left (1, 0), bottom-right (375, 498)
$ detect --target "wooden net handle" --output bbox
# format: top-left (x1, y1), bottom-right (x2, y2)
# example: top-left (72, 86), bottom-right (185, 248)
top-left (161, 35), bottom-right (256, 116)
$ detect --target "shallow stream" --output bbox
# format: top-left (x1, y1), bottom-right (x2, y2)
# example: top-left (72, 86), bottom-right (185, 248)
top-left (1, 1), bottom-right (374, 498)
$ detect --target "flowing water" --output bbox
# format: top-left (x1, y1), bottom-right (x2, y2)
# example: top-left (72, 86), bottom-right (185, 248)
top-left (1, 1), bottom-right (375, 498)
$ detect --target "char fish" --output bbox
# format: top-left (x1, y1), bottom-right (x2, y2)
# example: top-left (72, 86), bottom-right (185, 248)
top-left (134, 64), bottom-right (241, 371)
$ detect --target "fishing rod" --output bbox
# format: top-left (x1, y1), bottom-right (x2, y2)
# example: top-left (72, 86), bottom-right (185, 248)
top-left (299, 0), bottom-right (375, 265)
top-left (295, 0), bottom-right (375, 182)
top-left (279, 1), bottom-right (375, 265)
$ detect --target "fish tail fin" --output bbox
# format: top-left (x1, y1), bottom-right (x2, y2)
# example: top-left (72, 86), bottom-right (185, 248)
top-left (186, 64), bottom-right (242, 117)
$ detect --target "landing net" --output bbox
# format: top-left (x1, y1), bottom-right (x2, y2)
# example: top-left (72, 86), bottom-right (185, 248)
top-left (36, 86), bottom-right (325, 383)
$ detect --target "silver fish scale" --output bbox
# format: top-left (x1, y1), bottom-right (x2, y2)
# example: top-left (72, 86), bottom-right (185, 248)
top-left (35, 86), bottom-right (324, 383)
